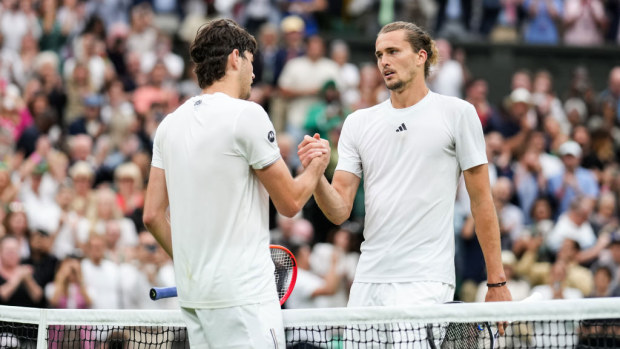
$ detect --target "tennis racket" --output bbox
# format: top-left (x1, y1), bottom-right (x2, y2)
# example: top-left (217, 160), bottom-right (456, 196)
top-left (427, 320), bottom-right (497, 349)
top-left (149, 244), bottom-right (298, 306)
top-left (426, 293), bottom-right (543, 349)
top-left (426, 301), bottom-right (497, 349)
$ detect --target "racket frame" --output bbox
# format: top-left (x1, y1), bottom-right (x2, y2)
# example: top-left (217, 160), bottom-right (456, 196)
top-left (269, 244), bottom-right (298, 306)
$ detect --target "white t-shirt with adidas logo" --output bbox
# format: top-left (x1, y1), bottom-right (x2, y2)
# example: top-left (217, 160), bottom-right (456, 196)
top-left (336, 91), bottom-right (487, 287)
top-left (152, 93), bottom-right (281, 309)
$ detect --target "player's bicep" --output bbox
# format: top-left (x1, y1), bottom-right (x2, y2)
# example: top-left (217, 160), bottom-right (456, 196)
top-left (254, 159), bottom-right (298, 216)
top-left (463, 164), bottom-right (491, 206)
top-left (332, 170), bottom-right (361, 211)
top-left (144, 167), bottom-right (169, 221)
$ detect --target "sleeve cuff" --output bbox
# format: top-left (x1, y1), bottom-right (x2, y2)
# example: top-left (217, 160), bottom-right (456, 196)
top-left (460, 154), bottom-right (488, 172)
top-left (251, 153), bottom-right (281, 170)
top-left (335, 162), bottom-right (362, 178)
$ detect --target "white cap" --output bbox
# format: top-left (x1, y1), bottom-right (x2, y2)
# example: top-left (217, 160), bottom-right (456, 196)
top-left (509, 88), bottom-right (532, 105)
top-left (281, 15), bottom-right (305, 33)
top-left (558, 140), bottom-right (582, 158)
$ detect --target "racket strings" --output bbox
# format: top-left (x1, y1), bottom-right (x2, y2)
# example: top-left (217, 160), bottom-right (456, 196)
top-left (271, 248), bottom-right (295, 299)
top-left (427, 322), bottom-right (495, 349)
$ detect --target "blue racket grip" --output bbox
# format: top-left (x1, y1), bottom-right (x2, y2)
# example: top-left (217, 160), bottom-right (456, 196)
top-left (150, 287), bottom-right (177, 300)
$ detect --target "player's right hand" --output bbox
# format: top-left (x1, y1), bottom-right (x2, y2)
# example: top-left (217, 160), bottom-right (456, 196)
top-left (297, 134), bottom-right (329, 169)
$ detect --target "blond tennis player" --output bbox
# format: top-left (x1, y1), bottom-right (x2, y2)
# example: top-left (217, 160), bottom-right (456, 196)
top-left (298, 21), bottom-right (512, 324)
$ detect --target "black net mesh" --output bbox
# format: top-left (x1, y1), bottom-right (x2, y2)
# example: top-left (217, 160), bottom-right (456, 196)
top-left (285, 319), bottom-right (620, 348)
top-left (1, 306), bottom-right (620, 348)
top-left (0, 322), bottom-right (189, 349)
top-left (46, 325), bottom-right (189, 349)
top-left (0, 321), bottom-right (38, 349)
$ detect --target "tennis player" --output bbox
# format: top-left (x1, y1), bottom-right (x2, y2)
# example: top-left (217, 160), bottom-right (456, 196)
top-left (143, 19), bottom-right (330, 348)
top-left (299, 22), bottom-right (512, 314)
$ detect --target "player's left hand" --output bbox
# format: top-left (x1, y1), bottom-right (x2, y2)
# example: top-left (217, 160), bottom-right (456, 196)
top-left (485, 285), bottom-right (512, 335)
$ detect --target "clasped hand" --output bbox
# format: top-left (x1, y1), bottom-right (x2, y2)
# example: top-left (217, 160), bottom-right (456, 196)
top-left (297, 133), bottom-right (330, 170)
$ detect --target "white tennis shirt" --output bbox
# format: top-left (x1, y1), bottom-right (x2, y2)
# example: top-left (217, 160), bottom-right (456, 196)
top-left (152, 93), bottom-right (281, 308)
top-left (336, 91), bottom-right (487, 286)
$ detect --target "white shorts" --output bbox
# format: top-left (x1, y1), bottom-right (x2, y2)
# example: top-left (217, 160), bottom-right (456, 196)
top-left (348, 281), bottom-right (454, 307)
top-left (181, 300), bottom-right (285, 349)
top-left (345, 281), bottom-right (455, 348)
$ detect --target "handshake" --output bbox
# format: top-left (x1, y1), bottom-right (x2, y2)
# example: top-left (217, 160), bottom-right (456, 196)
top-left (297, 133), bottom-right (331, 172)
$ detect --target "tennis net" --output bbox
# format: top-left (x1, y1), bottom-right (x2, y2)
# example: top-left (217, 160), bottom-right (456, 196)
top-left (1, 298), bottom-right (620, 348)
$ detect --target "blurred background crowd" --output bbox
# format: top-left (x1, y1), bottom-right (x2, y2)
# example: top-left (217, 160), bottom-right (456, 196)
top-left (0, 0), bottom-right (619, 312)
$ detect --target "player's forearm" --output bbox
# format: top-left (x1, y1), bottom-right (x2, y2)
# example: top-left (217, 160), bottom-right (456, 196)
top-left (314, 177), bottom-right (351, 225)
top-left (144, 216), bottom-right (173, 258)
top-left (463, 165), bottom-right (505, 282)
top-left (143, 167), bottom-right (173, 259)
top-left (284, 159), bottom-right (326, 216)
top-left (471, 199), bottom-right (506, 283)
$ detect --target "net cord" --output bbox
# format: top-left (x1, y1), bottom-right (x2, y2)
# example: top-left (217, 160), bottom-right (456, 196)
top-left (283, 298), bottom-right (620, 326)
top-left (0, 307), bottom-right (186, 327)
top-left (1, 298), bottom-right (620, 326)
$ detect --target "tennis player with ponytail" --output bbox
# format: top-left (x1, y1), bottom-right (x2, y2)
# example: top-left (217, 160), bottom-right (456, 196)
top-left (299, 21), bottom-right (512, 322)
top-left (143, 19), bottom-right (329, 348)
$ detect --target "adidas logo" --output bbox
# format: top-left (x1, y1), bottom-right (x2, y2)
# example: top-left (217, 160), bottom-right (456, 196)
top-left (395, 123), bottom-right (407, 132)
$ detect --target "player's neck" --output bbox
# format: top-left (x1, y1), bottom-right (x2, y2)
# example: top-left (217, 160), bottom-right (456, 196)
top-left (203, 79), bottom-right (242, 99)
top-left (389, 80), bottom-right (429, 109)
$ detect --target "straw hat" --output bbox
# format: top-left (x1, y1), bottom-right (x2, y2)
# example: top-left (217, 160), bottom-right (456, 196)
top-left (281, 15), bottom-right (305, 34)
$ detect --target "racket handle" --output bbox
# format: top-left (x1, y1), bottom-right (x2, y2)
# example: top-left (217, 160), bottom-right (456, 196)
top-left (150, 287), bottom-right (177, 300)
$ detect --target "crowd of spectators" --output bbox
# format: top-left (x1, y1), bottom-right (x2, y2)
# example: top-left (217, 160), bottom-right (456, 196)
top-left (370, 0), bottom-right (620, 45)
top-left (453, 63), bottom-right (620, 304)
top-left (0, 0), bottom-right (619, 313)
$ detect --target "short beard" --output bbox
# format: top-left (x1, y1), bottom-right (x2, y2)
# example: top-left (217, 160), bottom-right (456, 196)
top-left (386, 80), bottom-right (404, 91)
